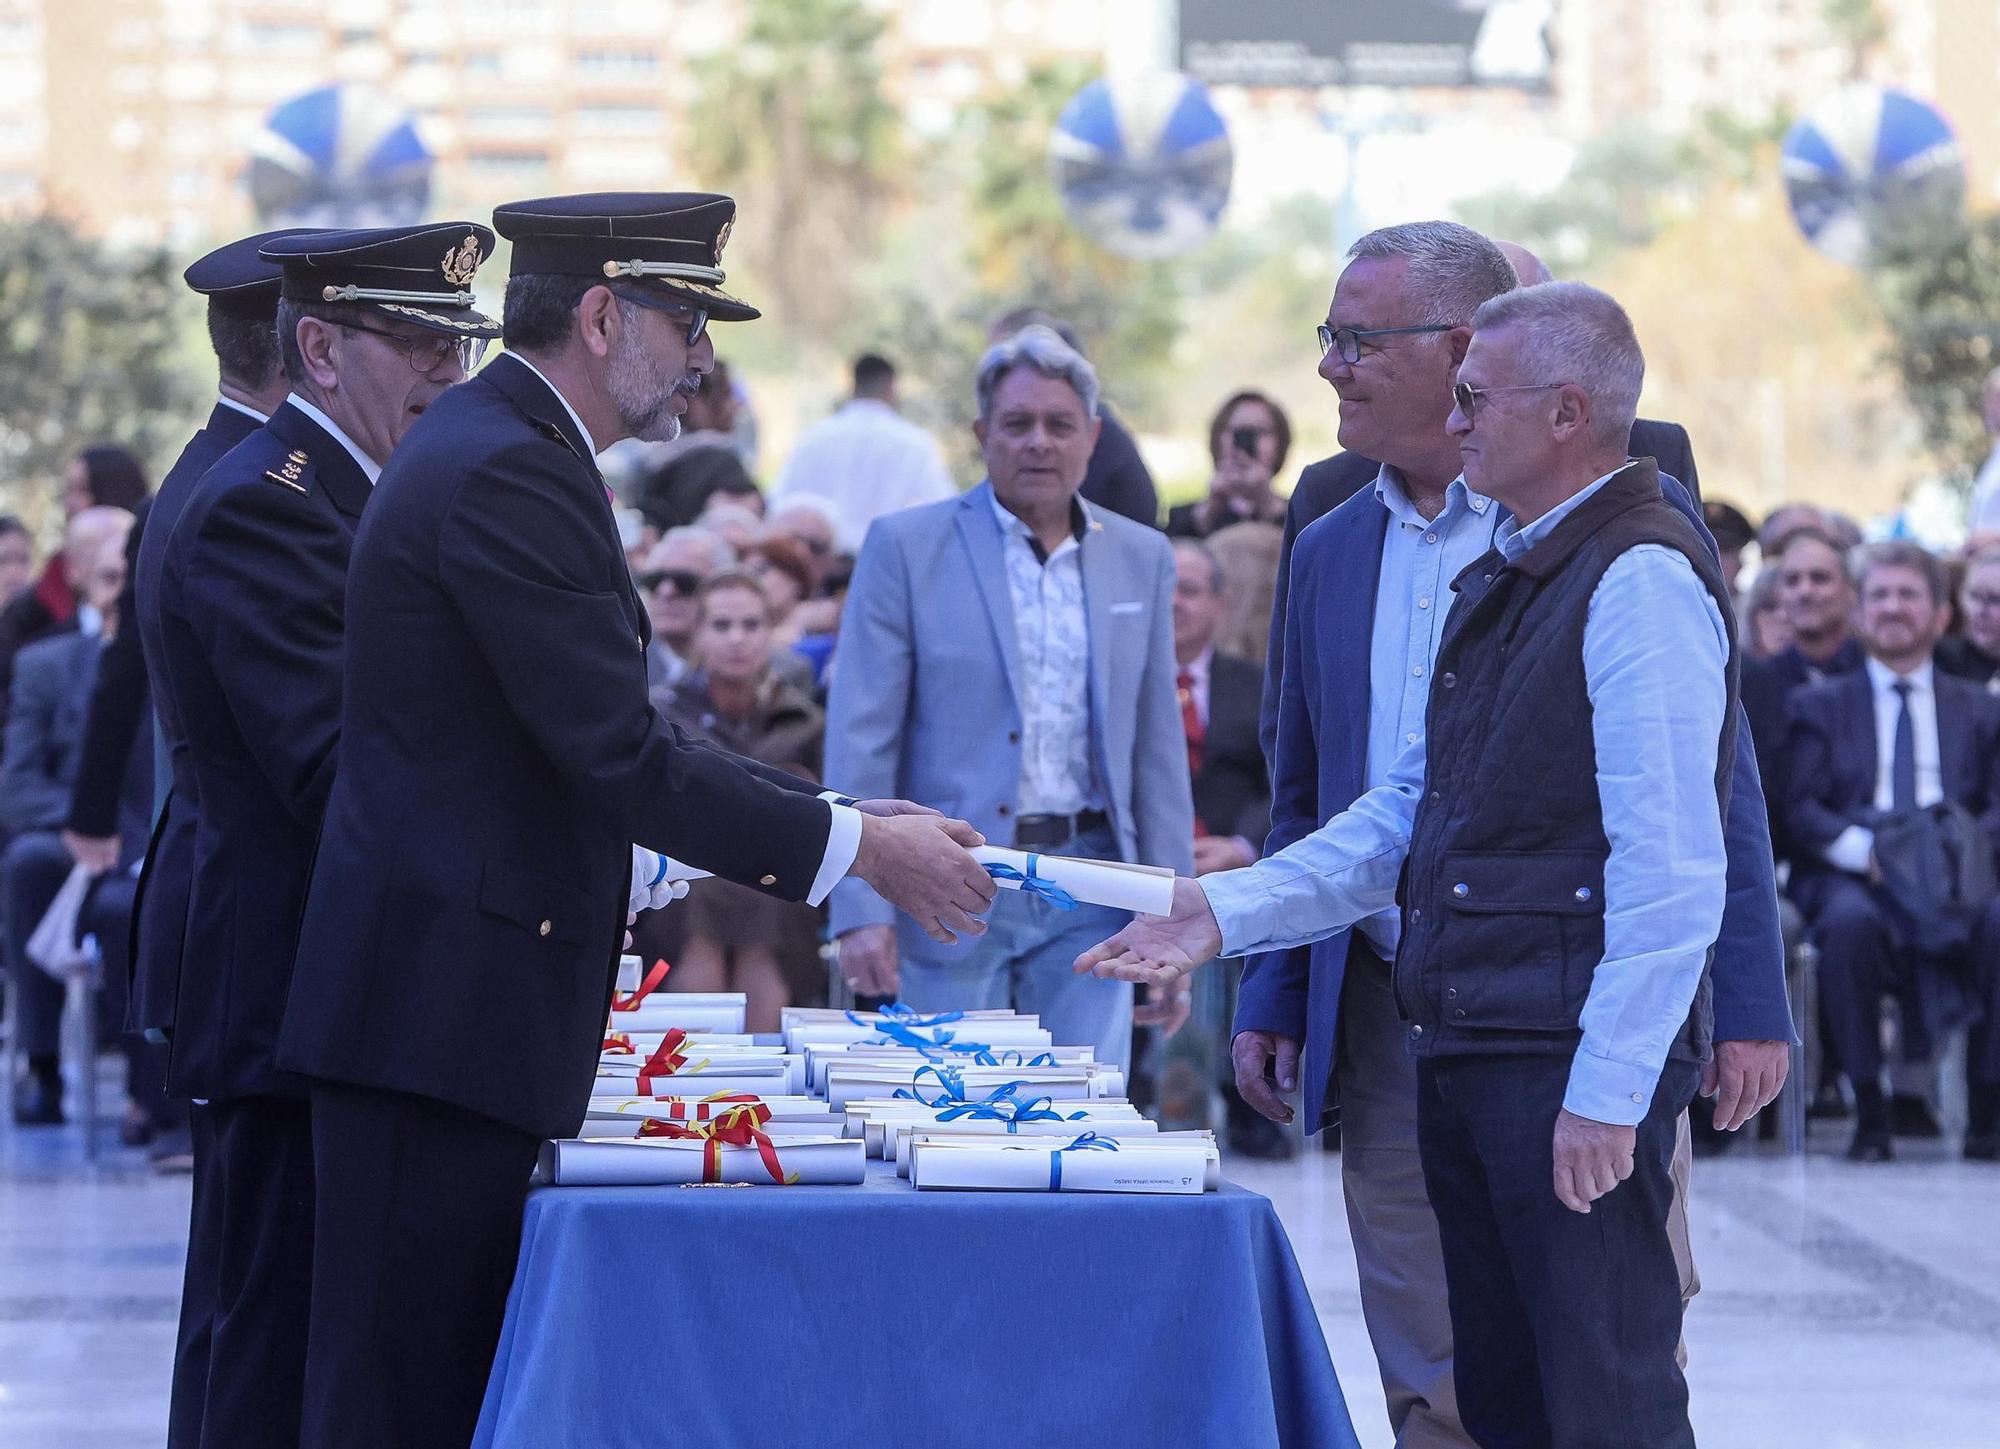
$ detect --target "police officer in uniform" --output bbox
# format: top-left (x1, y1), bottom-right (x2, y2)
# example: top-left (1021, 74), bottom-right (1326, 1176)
top-left (148, 223), bottom-right (500, 1449)
top-left (280, 193), bottom-right (996, 1449)
top-left (126, 230), bottom-right (306, 1449)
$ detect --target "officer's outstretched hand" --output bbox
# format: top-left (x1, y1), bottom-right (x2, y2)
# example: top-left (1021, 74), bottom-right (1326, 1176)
top-left (1073, 877), bottom-right (1223, 987)
top-left (851, 813), bottom-right (996, 945)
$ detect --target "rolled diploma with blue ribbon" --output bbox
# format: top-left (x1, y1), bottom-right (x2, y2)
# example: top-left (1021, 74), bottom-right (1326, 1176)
top-left (907, 1133), bottom-right (1221, 1193)
top-left (970, 847), bottom-right (1176, 916)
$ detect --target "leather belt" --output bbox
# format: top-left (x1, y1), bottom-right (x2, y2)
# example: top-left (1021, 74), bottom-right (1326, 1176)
top-left (1013, 808), bottom-right (1110, 849)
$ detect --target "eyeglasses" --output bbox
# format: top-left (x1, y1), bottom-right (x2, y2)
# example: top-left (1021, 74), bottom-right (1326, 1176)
top-left (641, 569), bottom-right (704, 597)
top-left (612, 286), bottom-right (709, 346)
top-left (1450, 380), bottom-right (1568, 419)
top-left (1317, 323), bottom-right (1452, 363)
top-left (338, 320), bottom-right (487, 375)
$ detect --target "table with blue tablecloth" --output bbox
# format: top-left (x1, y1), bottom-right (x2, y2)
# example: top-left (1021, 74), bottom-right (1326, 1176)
top-left (472, 1161), bottom-right (1359, 1449)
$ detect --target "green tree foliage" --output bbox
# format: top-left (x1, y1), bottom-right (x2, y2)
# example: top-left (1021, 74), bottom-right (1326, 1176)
top-left (0, 214), bottom-right (200, 523)
top-left (686, 0), bottom-right (903, 343)
top-left (1869, 210), bottom-right (2000, 483)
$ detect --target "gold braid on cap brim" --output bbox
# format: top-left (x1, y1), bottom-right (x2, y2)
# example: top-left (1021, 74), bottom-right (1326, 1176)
top-left (320, 284), bottom-right (479, 306)
top-left (602, 260), bottom-right (727, 285)
top-left (374, 303), bottom-right (498, 333)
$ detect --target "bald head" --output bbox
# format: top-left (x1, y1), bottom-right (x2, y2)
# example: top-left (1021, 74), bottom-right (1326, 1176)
top-left (1497, 241), bottom-right (1554, 287)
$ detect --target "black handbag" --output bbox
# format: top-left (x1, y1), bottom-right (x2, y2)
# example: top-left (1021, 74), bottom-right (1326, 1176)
top-left (1871, 802), bottom-right (1999, 957)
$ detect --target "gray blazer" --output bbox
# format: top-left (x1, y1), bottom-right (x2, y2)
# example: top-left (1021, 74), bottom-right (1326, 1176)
top-left (1, 630), bottom-right (100, 836)
top-left (826, 481), bottom-right (1195, 958)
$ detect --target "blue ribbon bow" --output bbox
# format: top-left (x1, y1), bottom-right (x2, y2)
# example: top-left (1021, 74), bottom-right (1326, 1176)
top-left (985, 854), bottom-right (1079, 911)
top-left (964, 1049), bottom-right (1058, 1069)
top-left (1049, 1131), bottom-right (1119, 1189)
top-left (847, 1005), bottom-right (966, 1031)
top-left (892, 1066), bottom-right (1030, 1110)
top-left (935, 1093), bottom-right (1087, 1133)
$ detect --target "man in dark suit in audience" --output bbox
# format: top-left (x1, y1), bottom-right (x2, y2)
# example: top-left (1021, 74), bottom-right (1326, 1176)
top-left (1172, 540), bottom-right (1270, 870)
top-left (1784, 541), bottom-right (2000, 1162)
top-left (1168, 537), bottom-right (1281, 1152)
top-left (1739, 525), bottom-right (1866, 865)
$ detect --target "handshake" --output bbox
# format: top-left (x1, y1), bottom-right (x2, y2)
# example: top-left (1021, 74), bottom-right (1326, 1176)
top-left (625, 799), bottom-right (999, 945)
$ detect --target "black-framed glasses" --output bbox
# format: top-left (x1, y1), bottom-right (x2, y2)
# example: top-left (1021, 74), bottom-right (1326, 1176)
top-left (1450, 380), bottom-right (1567, 419)
top-left (1317, 323), bottom-right (1451, 363)
top-left (641, 568), bottom-right (704, 597)
top-left (338, 320), bottom-right (487, 375)
top-left (612, 286), bottom-right (709, 346)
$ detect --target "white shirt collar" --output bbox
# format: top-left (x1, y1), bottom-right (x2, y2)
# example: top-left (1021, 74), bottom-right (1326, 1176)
top-left (215, 394), bottom-right (268, 425)
top-left (987, 484), bottom-right (1093, 554)
top-left (1372, 466), bottom-right (1492, 530)
top-left (286, 393), bottom-right (382, 485)
top-left (1180, 645), bottom-right (1213, 687)
top-left (508, 352), bottom-right (600, 458)
top-left (1865, 655), bottom-right (1933, 695)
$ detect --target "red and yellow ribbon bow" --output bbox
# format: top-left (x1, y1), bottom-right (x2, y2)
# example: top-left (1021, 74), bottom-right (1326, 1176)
top-left (637, 1105), bottom-right (797, 1184)
top-left (636, 1029), bottom-right (712, 1096)
top-left (611, 958), bottom-right (672, 1012)
top-left (627, 1091), bottom-right (767, 1124)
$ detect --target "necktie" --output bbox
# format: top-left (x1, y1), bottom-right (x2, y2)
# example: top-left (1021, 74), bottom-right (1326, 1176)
top-left (1178, 669), bottom-right (1209, 837)
top-left (1890, 679), bottom-right (1917, 814)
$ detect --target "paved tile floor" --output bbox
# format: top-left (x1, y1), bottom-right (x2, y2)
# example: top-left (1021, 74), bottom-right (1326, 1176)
top-left (1, 1105), bottom-right (1992, 1447)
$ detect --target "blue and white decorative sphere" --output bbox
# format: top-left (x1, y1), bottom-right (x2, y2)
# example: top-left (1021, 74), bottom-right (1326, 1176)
top-left (1781, 85), bottom-right (1964, 266)
top-left (247, 84), bottom-right (434, 229)
top-left (1050, 72), bottom-right (1233, 261)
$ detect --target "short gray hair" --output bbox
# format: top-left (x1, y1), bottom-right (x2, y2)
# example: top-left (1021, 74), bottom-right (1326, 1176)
top-left (1470, 281), bottom-right (1644, 449)
top-left (975, 323), bottom-right (1100, 421)
top-left (1851, 539), bottom-right (1948, 608)
top-left (1346, 221), bottom-right (1517, 327)
top-left (1172, 537), bottom-right (1226, 594)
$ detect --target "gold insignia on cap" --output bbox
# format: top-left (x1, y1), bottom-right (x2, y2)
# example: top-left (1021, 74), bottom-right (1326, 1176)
top-left (442, 235), bottom-right (482, 287)
top-left (712, 218), bottom-right (733, 264)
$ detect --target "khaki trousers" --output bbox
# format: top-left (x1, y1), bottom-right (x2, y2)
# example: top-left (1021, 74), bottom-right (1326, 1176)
top-left (1333, 944), bottom-right (1700, 1447)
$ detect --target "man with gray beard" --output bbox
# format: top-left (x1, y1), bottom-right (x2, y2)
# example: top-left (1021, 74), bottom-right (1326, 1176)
top-left (279, 193), bottom-right (995, 1449)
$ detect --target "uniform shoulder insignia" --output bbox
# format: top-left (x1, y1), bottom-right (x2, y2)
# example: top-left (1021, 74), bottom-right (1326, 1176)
top-left (263, 447), bottom-right (311, 495)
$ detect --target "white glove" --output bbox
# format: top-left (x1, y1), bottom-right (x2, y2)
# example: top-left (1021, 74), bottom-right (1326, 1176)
top-left (628, 845), bottom-right (694, 915)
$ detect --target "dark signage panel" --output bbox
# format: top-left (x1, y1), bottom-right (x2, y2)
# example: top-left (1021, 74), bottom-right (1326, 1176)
top-left (1179, 0), bottom-right (1550, 89)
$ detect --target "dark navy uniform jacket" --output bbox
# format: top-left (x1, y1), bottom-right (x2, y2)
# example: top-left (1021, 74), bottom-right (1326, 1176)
top-left (128, 400), bottom-right (266, 1043)
top-left (280, 354), bottom-right (833, 1140)
top-left (145, 400), bottom-right (368, 1101)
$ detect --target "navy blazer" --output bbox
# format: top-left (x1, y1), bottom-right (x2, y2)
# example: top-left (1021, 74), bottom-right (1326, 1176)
top-left (1239, 467), bottom-right (1792, 1130)
top-left (128, 400), bottom-right (264, 1041)
top-left (279, 355), bottom-right (832, 1141)
top-left (143, 401), bottom-right (369, 1101)
top-left (1782, 668), bottom-right (2000, 870)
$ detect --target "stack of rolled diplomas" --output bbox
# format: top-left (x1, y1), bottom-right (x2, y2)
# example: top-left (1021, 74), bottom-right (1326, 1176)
top-left (533, 849), bottom-right (1218, 1193)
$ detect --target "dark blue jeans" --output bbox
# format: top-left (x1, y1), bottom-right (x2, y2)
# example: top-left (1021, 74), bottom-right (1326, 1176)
top-left (1417, 1053), bottom-right (1700, 1449)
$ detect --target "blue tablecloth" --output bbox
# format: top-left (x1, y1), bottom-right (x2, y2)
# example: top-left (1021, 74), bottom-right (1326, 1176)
top-left (473, 1161), bottom-right (1359, 1449)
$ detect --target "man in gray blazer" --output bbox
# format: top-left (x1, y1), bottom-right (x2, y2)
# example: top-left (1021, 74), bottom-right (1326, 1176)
top-left (826, 326), bottom-right (1195, 1068)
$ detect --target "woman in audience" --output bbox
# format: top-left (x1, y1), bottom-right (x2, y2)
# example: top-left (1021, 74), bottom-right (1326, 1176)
top-left (1938, 544), bottom-right (2000, 692)
top-left (1743, 564), bottom-right (1793, 660)
top-left (1166, 391), bottom-right (1292, 539)
top-left (650, 571), bottom-right (827, 1030)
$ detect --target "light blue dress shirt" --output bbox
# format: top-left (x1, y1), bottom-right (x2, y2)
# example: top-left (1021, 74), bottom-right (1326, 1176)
top-left (1358, 468), bottom-right (1499, 960)
top-left (1203, 468), bottom-right (1730, 1124)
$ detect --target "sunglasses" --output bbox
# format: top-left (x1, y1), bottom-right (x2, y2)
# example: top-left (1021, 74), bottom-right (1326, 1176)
top-left (338, 320), bottom-right (487, 375)
top-left (642, 569), bottom-right (704, 597)
top-left (1450, 380), bottom-right (1567, 419)
top-left (1317, 323), bottom-right (1451, 364)
top-left (613, 286), bottom-right (709, 346)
